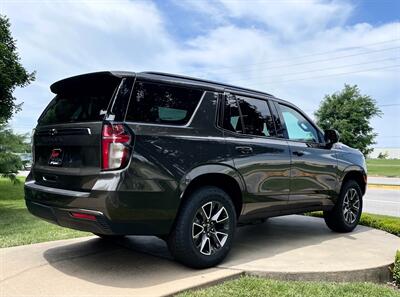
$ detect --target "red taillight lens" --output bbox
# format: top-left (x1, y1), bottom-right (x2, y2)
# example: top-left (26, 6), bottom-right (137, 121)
top-left (102, 123), bottom-right (131, 170)
top-left (70, 212), bottom-right (97, 221)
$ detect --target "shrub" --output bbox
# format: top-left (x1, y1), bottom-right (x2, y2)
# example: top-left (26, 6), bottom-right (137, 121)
top-left (377, 152), bottom-right (389, 159)
top-left (359, 213), bottom-right (400, 237)
top-left (0, 151), bottom-right (22, 183)
top-left (394, 250), bottom-right (400, 287)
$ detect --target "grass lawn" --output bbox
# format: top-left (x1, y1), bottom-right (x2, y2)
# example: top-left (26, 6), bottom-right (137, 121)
top-left (177, 276), bottom-right (400, 297)
top-left (367, 159), bottom-right (400, 177)
top-left (0, 177), bottom-right (88, 248)
top-left (359, 213), bottom-right (400, 237)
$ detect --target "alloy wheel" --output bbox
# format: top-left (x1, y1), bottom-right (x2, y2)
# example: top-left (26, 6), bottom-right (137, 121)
top-left (342, 188), bottom-right (360, 224)
top-left (192, 201), bottom-right (230, 256)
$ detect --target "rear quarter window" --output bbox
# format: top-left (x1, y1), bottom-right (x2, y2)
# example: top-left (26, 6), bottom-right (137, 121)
top-left (125, 81), bottom-right (203, 125)
top-left (38, 78), bottom-right (120, 125)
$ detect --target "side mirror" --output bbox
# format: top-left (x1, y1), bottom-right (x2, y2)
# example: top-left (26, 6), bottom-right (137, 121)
top-left (324, 129), bottom-right (340, 146)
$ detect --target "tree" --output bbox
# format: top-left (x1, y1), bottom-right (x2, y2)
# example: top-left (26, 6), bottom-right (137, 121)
top-left (0, 125), bottom-right (30, 181)
top-left (377, 151), bottom-right (389, 159)
top-left (0, 14), bottom-right (35, 124)
top-left (315, 84), bottom-right (382, 156)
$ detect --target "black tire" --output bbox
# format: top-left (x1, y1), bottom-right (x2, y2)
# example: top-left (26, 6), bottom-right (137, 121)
top-left (93, 233), bottom-right (125, 240)
top-left (167, 186), bottom-right (237, 268)
top-left (323, 180), bottom-right (363, 233)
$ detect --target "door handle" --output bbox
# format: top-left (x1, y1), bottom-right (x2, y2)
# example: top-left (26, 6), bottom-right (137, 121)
top-left (235, 146), bottom-right (253, 154)
top-left (292, 150), bottom-right (305, 156)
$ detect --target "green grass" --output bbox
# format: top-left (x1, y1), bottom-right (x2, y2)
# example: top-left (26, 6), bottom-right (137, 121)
top-left (0, 177), bottom-right (88, 248)
top-left (359, 213), bottom-right (400, 237)
top-left (367, 159), bottom-right (400, 177)
top-left (306, 211), bottom-right (400, 237)
top-left (177, 276), bottom-right (400, 297)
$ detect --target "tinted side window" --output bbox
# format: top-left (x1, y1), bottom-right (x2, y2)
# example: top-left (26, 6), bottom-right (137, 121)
top-left (279, 104), bottom-right (319, 142)
top-left (38, 79), bottom-right (120, 125)
top-left (269, 101), bottom-right (285, 138)
top-left (109, 77), bottom-right (134, 120)
top-left (237, 96), bottom-right (275, 137)
top-left (125, 81), bottom-right (203, 125)
top-left (222, 94), bottom-right (242, 133)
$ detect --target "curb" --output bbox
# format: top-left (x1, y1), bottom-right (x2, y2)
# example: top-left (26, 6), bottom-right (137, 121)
top-left (168, 263), bottom-right (394, 296)
top-left (243, 263), bottom-right (394, 283)
top-left (368, 184), bottom-right (400, 190)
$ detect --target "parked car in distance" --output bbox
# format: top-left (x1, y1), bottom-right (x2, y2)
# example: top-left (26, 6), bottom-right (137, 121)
top-left (23, 162), bottom-right (32, 171)
top-left (25, 71), bottom-right (367, 268)
top-left (14, 152), bottom-right (32, 170)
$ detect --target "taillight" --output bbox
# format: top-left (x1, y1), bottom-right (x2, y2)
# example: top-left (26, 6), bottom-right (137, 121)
top-left (102, 123), bottom-right (131, 170)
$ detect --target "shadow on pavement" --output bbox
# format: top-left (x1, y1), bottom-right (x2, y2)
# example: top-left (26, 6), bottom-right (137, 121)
top-left (43, 215), bottom-right (369, 288)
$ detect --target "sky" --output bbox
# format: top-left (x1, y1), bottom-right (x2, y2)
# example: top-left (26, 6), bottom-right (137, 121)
top-left (1, 0), bottom-right (399, 147)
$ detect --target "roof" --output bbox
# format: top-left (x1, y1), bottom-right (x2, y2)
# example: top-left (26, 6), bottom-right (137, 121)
top-left (50, 70), bottom-right (277, 100)
top-left (138, 71), bottom-right (274, 98)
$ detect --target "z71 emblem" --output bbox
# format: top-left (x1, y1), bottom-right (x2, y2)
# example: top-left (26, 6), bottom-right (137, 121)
top-left (48, 148), bottom-right (63, 166)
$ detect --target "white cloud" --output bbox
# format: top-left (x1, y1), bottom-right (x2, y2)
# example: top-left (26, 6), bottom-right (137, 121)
top-left (176, 0), bottom-right (353, 39)
top-left (3, 0), bottom-right (399, 146)
top-left (4, 0), bottom-right (176, 75)
top-left (225, 0), bottom-right (352, 37)
top-left (4, 0), bottom-right (179, 132)
top-left (176, 20), bottom-right (399, 146)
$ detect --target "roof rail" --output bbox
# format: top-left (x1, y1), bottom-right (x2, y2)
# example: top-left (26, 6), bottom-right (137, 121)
top-left (141, 71), bottom-right (273, 97)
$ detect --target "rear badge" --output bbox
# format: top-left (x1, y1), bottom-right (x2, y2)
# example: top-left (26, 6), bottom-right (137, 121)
top-left (48, 148), bottom-right (63, 166)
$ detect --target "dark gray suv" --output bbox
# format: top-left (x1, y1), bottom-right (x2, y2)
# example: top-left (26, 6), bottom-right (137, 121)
top-left (25, 71), bottom-right (367, 268)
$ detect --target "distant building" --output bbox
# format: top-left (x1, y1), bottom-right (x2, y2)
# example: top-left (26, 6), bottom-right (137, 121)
top-left (369, 148), bottom-right (400, 159)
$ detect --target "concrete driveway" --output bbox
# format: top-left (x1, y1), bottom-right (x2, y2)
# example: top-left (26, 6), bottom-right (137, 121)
top-left (1, 215), bottom-right (399, 297)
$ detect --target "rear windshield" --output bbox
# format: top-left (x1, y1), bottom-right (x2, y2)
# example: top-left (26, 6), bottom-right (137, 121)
top-left (38, 78), bottom-right (120, 125)
top-left (125, 81), bottom-right (203, 125)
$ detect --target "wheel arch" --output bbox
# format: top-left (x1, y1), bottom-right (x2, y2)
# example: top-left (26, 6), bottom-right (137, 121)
top-left (339, 166), bottom-right (367, 196)
top-left (178, 165), bottom-right (245, 218)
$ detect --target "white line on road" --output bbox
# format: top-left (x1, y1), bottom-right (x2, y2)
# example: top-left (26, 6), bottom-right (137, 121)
top-left (365, 199), bottom-right (399, 204)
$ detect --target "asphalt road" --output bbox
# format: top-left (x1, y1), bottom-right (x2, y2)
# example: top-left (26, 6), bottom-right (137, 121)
top-left (368, 176), bottom-right (400, 185)
top-left (364, 188), bottom-right (400, 217)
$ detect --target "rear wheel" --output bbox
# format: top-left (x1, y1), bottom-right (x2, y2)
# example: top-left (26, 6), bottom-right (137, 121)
top-left (323, 180), bottom-right (363, 232)
top-left (168, 186), bottom-right (236, 268)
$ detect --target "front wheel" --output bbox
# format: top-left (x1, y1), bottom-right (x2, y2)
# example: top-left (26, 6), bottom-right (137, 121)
top-left (324, 180), bottom-right (363, 233)
top-left (168, 186), bottom-right (237, 268)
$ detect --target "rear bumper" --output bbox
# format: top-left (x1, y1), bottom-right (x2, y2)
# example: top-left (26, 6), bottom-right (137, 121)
top-left (24, 180), bottom-right (177, 236)
top-left (26, 200), bottom-right (113, 234)
top-left (25, 181), bottom-right (90, 198)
